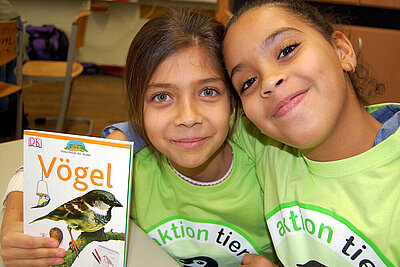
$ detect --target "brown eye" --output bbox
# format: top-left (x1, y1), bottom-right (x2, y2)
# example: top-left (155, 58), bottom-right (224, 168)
top-left (278, 44), bottom-right (299, 59)
top-left (153, 93), bottom-right (171, 102)
top-left (201, 88), bottom-right (217, 97)
top-left (241, 77), bottom-right (257, 93)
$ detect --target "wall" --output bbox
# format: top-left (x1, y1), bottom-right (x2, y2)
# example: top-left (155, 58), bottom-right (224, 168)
top-left (11, 0), bottom-right (148, 66)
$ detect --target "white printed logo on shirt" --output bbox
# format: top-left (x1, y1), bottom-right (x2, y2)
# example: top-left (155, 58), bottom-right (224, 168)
top-left (147, 217), bottom-right (259, 267)
top-left (266, 201), bottom-right (393, 267)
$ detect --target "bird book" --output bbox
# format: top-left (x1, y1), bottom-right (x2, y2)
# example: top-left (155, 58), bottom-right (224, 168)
top-left (23, 130), bottom-right (134, 267)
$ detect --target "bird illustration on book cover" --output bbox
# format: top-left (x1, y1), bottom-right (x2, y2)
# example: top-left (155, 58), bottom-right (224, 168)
top-left (30, 189), bottom-right (124, 266)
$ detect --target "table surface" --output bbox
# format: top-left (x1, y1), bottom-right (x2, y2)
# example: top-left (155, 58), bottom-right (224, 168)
top-left (0, 139), bottom-right (179, 267)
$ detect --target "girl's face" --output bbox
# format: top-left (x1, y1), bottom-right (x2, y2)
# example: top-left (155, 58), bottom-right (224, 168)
top-left (224, 6), bottom-right (356, 150)
top-left (144, 46), bottom-right (231, 177)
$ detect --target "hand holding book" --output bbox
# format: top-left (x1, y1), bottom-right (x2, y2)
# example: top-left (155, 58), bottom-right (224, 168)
top-left (1, 191), bottom-right (66, 267)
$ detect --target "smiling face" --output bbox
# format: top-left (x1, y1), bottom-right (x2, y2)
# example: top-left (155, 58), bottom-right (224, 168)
top-left (224, 5), bottom-right (358, 152)
top-left (143, 46), bottom-right (232, 180)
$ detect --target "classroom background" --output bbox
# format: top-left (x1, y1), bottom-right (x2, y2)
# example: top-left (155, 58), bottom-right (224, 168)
top-left (1, 0), bottom-right (399, 140)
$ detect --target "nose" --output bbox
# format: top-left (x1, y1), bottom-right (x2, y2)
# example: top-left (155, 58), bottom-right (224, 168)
top-left (174, 97), bottom-right (202, 127)
top-left (260, 72), bottom-right (286, 97)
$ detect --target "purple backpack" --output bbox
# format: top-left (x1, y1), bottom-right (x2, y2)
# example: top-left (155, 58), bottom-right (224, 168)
top-left (26, 25), bottom-right (69, 61)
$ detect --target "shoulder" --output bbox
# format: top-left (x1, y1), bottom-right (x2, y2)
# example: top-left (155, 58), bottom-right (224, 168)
top-left (134, 147), bottom-right (162, 173)
top-left (102, 122), bottom-right (132, 139)
top-left (106, 129), bottom-right (129, 141)
top-left (229, 141), bottom-right (252, 161)
top-left (133, 148), bottom-right (167, 191)
top-left (229, 141), bottom-right (257, 173)
top-left (102, 121), bottom-right (147, 153)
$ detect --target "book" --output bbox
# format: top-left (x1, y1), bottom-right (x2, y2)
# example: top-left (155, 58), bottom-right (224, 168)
top-left (23, 130), bottom-right (134, 267)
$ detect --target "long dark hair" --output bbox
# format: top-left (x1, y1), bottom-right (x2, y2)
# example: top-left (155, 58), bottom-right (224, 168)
top-left (125, 9), bottom-right (239, 153)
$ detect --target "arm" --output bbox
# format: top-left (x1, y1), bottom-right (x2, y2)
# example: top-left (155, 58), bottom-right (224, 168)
top-left (231, 111), bottom-right (264, 161)
top-left (106, 129), bottom-right (129, 141)
top-left (241, 254), bottom-right (279, 267)
top-left (0, 123), bottom-right (139, 266)
top-left (1, 192), bottom-right (66, 267)
top-left (102, 121), bottom-right (147, 153)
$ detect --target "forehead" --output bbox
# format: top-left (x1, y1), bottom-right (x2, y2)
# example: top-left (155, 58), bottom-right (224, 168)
top-left (226, 5), bottom-right (312, 44)
top-left (150, 46), bottom-right (221, 81)
top-left (241, 5), bottom-right (306, 26)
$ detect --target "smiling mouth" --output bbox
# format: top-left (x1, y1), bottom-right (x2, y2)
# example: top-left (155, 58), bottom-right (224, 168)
top-left (171, 137), bottom-right (208, 149)
top-left (272, 89), bottom-right (309, 118)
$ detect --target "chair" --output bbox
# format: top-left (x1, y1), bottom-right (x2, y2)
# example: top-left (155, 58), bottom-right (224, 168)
top-left (0, 20), bottom-right (23, 139)
top-left (215, 0), bottom-right (233, 26)
top-left (22, 11), bottom-right (93, 135)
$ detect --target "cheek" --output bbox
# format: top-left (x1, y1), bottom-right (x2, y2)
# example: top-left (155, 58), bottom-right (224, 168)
top-left (242, 101), bottom-right (257, 122)
top-left (214, 103), bottom-right (232, 133)
top-left (241, 95), bottom-right (265, 121)
top-left (310, 49), bottom-right (343, 84)
top-left (299, 54), bottom-right (326, 78)
top-left (241, 99), bottom-right (274, 136)
top-left (143, 107), bottom-right (152, 129)
top-left (143, 108), bottom-right (163, 139)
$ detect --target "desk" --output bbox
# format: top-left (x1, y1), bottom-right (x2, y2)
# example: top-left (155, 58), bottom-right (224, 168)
top-left (0, 139), bottom-right (179, 267)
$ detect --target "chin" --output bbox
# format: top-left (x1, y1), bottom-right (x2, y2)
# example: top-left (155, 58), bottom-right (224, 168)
top-left (274, 132), bottom-right (319, 150)
top-left (170, 156), bottom-right (208, 169)
top-left (276, 119), bottom-right (322, 143)
top-left (292, 136), bottom-right (326, 152)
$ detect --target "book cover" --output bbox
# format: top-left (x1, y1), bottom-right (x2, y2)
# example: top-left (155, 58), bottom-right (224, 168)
top-left (23, 130), bottom-right (134, 267)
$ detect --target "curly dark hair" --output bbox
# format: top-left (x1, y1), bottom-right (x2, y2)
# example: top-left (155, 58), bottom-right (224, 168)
top-left (224, 0), bottom-right (384, 105)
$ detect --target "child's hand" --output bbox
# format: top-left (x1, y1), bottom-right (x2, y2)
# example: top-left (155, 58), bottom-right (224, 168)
top-left (1, 192), bottom-right (66, 267)
top-left (1, 221), bottom-right (66, 267)
top-left (241, 254), bottom-right (279, 267)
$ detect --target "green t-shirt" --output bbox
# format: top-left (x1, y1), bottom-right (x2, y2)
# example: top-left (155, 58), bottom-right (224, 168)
top-left (233, 103), bottom-right (400, 266)
top-left (131, 141), bottom-right (276, 266)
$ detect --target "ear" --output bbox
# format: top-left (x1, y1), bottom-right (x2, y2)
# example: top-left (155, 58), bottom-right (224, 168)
top-left (331, 31), bottom-right (357, 73)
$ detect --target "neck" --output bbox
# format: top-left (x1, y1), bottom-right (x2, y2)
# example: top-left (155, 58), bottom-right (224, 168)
top-left (170, 142), bottom-right (233, 183)
top-left (302, 97), bottom-right (382, 162)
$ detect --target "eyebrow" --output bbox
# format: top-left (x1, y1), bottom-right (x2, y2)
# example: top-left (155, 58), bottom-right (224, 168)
top-left (197, 77), bottom-right (222, 86)
top-left (147, 83), bottom-right (171, 89)
top-left (147, 77), bottom-right (222, 90)
top-left (230, 27), bottom-right (301, 78)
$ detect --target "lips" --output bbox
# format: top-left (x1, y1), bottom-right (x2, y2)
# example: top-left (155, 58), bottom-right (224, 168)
top-left (272, 89), bottom-right (309, 118)
top-left (171, 137), bottom-right (208, 149)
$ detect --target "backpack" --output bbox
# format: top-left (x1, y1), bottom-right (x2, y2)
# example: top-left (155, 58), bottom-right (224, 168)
top-left (26, 24), bottom-right (69, 61)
